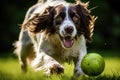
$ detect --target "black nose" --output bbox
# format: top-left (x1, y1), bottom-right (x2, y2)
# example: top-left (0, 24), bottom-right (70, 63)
top-left (64, 26), bottom-right (74, 34)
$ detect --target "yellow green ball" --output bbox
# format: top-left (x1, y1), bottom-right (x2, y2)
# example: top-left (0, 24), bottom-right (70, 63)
top-left (81, 53), bottom-right (105, 76)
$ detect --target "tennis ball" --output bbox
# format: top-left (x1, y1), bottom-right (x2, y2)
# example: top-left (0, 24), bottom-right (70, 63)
top-left (81, 53), bottom-right (105, 76)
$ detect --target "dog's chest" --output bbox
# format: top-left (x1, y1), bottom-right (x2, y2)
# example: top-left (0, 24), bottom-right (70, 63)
top-left (48, 36), bottom-right (79, 62)
top-left (50, 45), bottom-right (79, 63)
top-left (39, 34), bottom-right (80, 62)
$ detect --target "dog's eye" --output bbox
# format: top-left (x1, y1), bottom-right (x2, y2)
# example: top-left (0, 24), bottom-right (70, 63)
top-left (70, 12), bottom-right (79, 22)
top-left (54, 16), bottom-right (62, 25)
top-left (54, 12), bottom-right (65, 25)
top-left (59, 12), bottom-right (65, 19)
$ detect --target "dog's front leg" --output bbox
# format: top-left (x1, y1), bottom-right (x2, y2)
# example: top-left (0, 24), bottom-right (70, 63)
top-left (31, 51), bottom-right (64, 75)
top-left (73, 52), bottom-right (86, 77)
top-left (73, 35), bottom-right (87, 77)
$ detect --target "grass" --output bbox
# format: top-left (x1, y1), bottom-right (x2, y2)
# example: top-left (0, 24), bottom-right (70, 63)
top-left (0, 51), bottom-right (120, 80)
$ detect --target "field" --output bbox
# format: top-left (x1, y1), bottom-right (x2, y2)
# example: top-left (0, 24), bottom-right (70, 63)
top-left (0, 51), bottom-right (120, 80)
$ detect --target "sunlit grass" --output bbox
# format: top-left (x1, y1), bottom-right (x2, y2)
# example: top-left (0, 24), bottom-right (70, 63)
top-left (0, 53), bottom-right (120, 80)
top-left (103, 57), bottom-right (120, 76)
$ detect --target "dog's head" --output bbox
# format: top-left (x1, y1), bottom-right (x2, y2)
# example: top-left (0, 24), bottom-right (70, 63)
top-left (23, 1), bottom-right (96, 48)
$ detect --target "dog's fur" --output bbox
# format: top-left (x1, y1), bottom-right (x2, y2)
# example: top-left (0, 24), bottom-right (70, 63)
top-left (14, 0), bottom-right (96, 77)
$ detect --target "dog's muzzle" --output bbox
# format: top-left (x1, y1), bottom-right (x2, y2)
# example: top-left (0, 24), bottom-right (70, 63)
top-left (59, 26), bottom-right (76, 48)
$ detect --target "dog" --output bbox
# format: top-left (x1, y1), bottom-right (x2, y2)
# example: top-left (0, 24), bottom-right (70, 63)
top-left (14, 0), bottom-right (96, 77)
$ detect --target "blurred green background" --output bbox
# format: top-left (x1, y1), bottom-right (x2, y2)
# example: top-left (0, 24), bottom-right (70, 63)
top-left (0, 0), bottom-right (120, 54)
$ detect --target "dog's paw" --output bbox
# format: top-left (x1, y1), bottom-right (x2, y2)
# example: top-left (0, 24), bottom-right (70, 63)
top-left (50, 63), bottom-right (64, 74)
top-left (46, 63), bottom-right (64, 75)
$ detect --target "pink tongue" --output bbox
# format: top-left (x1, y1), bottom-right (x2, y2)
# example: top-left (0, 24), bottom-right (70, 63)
top-left (63, 36), bottom-right (74, 48)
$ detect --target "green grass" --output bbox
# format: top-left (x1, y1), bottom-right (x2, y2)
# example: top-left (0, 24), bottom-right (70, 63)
top-left (0, 52), bottom-right (120, 80)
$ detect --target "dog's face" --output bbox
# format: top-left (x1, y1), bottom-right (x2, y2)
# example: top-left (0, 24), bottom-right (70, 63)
top-left (23, 2), bottom-right (95, 48)
top-left (52, 4), bottom-right (78, 48)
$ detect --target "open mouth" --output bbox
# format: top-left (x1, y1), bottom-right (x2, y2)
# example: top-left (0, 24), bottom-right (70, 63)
top-left (60, 36), bottom-right (74, 48)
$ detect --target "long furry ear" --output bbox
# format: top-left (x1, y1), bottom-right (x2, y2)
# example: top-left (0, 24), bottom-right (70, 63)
top-left (22, 6), bottom-right (53, 33)
top-left (75, 1), bottom-right (96, 42)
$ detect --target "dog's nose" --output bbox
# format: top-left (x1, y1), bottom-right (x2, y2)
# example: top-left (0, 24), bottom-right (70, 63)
top-left (64, 26), bottom-right (74, 34)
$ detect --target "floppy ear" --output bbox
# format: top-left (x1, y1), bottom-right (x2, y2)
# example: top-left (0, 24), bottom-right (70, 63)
top-left (22, 6), bottom-right (54, 33)
top-left (75, 1), bottom-right (96, 42)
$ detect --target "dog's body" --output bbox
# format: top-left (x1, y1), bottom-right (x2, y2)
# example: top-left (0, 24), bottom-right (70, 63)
top-left (14, 0), bottom-right (96, 77)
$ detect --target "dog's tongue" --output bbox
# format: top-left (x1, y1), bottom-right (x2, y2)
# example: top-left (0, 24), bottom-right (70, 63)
top-left (63, 36), bottom-right (74, 48)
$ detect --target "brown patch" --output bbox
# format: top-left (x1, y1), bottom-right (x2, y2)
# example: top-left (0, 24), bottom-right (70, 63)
top-left (74, 1), bottom-right (96, 42)
top-left (53, 4), bottom-right (66, 30)
top-left (22, 6), bottom-right (54, 34)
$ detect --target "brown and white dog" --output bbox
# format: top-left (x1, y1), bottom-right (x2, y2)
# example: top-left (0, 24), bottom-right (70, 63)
top-left (14, 0), bottom-right (96, 77)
